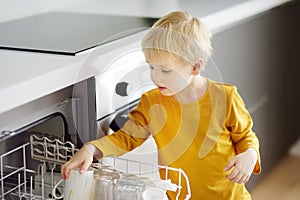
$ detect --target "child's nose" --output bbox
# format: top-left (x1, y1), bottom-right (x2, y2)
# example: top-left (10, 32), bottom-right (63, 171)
top-left (151, 71), bottom-right (163, 83)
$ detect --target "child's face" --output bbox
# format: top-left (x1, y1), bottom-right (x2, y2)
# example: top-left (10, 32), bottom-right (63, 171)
top-left (146, 54), bottom-right (195, 96)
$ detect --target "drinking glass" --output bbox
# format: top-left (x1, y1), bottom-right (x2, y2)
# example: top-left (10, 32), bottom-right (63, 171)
top-left (92, 164), bottom-right (120, 200)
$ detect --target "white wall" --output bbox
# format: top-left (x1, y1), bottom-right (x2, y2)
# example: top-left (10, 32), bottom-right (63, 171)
top-left (0, 0), bottom-right (181, 23)
top-left (0, 0), bottom-right (92, 23)
top-left (0, 0), bottom-right (250, 24)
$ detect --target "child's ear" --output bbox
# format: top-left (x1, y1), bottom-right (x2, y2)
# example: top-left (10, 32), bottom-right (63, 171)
top-left (192, 59), bottom-right (203, 75)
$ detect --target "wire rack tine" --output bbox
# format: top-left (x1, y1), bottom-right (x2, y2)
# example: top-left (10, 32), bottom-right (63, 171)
top-left (30, 134), bottom-right (77, 164)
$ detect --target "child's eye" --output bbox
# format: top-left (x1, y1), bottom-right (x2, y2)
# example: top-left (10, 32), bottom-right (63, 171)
top-left (149, 65), bottom-right (154, 70)
top-left (162, 69), bottom-right (171, 73)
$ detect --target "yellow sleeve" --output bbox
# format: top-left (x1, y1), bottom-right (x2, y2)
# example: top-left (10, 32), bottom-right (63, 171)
top-left (88, 94), bottom-right (151, 157)
top-left (226, 86), bottom-right (261, 174)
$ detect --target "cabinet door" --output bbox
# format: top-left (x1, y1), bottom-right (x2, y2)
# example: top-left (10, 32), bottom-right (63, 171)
top-left (203, 1), bottom-right (300, 189)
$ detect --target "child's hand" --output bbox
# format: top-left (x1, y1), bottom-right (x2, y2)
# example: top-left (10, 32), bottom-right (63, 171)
top-left (224, 148), bottom-right (257, 184)
top-left (61, 144), bottom-right (101, 179)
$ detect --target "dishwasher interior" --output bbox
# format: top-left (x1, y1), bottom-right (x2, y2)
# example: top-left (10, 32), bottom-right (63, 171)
top-left (0, 113), bottom-right (72, 200)
top-left (0, 113), bottom-right (191, 200)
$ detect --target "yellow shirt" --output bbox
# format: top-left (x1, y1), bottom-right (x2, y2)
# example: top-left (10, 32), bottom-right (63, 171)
top-left (89, 79), bottom-right (261, 200)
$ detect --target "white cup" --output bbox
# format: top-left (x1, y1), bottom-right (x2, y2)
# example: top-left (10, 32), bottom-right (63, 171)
top-left (52, 169), bottom-right (94, 200)
top-left (143, 187), bottom-right (165, 200)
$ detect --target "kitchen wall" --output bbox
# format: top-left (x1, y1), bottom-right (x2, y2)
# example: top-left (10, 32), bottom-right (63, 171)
top-left (203, 0), bottom-right (300, 190)
top-left (0, 0), bottom-right (92, 23)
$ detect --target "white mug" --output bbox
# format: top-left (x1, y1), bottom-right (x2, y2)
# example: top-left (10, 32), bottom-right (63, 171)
top-left (52, 169), bottom-right (94, 200)
top-left (143, 187), bottom-right (165, 200)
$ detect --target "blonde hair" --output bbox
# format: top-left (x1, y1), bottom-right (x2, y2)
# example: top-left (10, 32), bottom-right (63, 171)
top-left (142, 11), bottom-right (213, 68)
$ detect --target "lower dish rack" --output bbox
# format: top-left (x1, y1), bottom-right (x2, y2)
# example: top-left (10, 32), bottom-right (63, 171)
top-left (0, 135), bottom-right (191, 200)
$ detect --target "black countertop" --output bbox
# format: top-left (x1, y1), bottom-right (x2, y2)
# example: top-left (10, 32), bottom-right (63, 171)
top-left (0, 12), bottom-right (157, 55)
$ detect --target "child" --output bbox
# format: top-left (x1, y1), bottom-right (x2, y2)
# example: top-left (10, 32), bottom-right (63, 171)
top-left (61, 11), bottom-right (261, 199)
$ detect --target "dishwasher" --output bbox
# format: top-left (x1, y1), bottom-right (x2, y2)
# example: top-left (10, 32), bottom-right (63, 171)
top-left (0, 133), bottom-right (191, 200)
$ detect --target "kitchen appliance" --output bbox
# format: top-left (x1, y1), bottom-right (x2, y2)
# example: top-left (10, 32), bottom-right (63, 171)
top-left (1, 133), bottom-right (190, 199)
top-left (0, 97), bottom-right (78, 199)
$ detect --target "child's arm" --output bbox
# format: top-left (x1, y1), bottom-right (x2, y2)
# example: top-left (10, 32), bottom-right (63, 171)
top-left (225, 86), bottom-right (261, 183)
top-left (61, 144), bottom-right (102, 179)
top-left (224, 147), bottom-right (258, 183)
top-left (61, 94), bottom-right (151, 179)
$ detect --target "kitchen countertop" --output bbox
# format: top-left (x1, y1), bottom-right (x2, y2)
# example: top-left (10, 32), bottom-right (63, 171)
top-left (0, 0), bottom-right (292, 115)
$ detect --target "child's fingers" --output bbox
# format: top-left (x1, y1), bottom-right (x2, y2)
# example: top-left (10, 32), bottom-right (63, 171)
top-left (226, 165), bottom-right (252, 183)
top-left (226, 167), bottom-right (238, 180)
top-left (80, 160), bottom-right (91, 174)
top-left (61, 160), bottom-right (80, 179)
top-left (239, 174), bottom-right (250, 183)
top-left (224, 157), bottom-right (237, 171)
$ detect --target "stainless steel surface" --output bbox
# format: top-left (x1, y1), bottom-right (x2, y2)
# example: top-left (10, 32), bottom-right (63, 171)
top-left (0, 86), bottom-right (75, 142)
